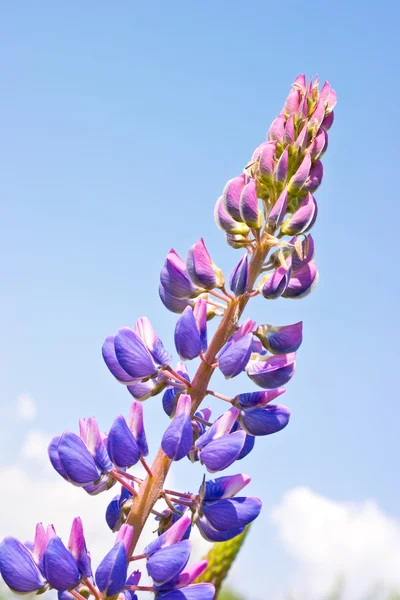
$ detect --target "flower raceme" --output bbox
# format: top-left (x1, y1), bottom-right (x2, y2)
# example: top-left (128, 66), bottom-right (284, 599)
top-left (0, 75), bottom-right (335, 600)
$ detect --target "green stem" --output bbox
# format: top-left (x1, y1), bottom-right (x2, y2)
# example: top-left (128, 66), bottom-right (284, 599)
top-left (126, 239), bottom-right (269, 555)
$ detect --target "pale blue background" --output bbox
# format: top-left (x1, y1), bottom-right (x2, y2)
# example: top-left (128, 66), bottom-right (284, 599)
top-left (0, 1), bottom-right (398, 598)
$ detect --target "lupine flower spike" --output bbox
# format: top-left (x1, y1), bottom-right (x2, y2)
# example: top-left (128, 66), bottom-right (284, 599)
top-left (0, 74), bottom-right (335, 600)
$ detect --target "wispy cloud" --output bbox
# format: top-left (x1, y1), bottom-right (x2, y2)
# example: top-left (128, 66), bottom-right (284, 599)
top-left (16, 394), bottom-right (37, 421)
top-left (271, 487), bottom-right (400, 599)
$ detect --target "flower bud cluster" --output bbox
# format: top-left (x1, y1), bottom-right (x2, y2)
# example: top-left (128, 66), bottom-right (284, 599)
top-left (0, 75), bottom-right (335, 600)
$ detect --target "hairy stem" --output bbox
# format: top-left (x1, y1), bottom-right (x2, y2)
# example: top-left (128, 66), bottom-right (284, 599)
top-left (126, 239), bottom-right (269, 554)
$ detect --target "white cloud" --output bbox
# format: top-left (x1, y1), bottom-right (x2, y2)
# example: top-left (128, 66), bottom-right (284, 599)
top-left (271, 487), bottom-right (400, 600)
top-left (16, 394), bottom-right (37, 421)
top-left (20, 430), bottom-right (52, 463)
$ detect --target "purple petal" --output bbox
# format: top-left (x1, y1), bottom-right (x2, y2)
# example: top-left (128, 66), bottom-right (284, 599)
top-left (160, 249), bottom-right (200, 299)
top-left (291, 235), bottom-right (315, 271)
top-left (68, 517), bottom-right (92, 578)
top-left (283, 88), bottom-right (301, 116)
top-left (159, 284), bottom-right (194, 314)
top-left (196, 517), bottom-right (245, 542)
top-left (258, 141), bottom-right (277, 184)
top-left (295, 120), bottom-right (309, 152)
top-left (127, 376), bottom-right (166, 401)
top-left (144, 515), bottom-right (192, 557)
top-left (217, 333), bottom-right (253, 378)
top-left (214, 196), bottom-right (250, 235)
top-left (236, 388), bottom-right (286, 409)
top-left (114, 328), bottom-right (159, 379)
top-left (187, 238), bottom-right (224, 290)
top-left (268, 188), bottom-right (288, 230)
top-left (288, 152), bottom-right (311, 194)
top-left (193, 299), bottom-right (208, 353)
top-left (309, 128), bottom-right (328, 160)
top-left (259, 263), bottom-right (290, 300)
top-left (158, 583), bottom-right (215, 600)
top-left (95, 541), bottom-right (127, 597)
top-left (255, 322), bottom-right (303, 354)
top-left (229, 253), bottom-right (249, 296)
top-left (135, 317), bottom-right (172, 366)
top-left (303, 160), bottom-right (324, 194)
top-left (240, 404), bottom-right (291, 436)
top-left (283, 260), bottom-right (319, 299)
top-left (32, 522), bottom-right (47, 565)
top-left (108, 415), bottom-right (139, 468)
top-left (246, 353), bottom-right (296, 389)
top-left (162, 395), bottom-right (193, 461)
top-left (127, 401), bottom-right (149, 457)
top-left (147, 540), bottom-right (191, 586)
top-left (80, 417), bottom-right (113, 473)
top-left (203, 473), bottom-right (251, 501)
top-left (222, 175), bottom-right (246, 222)
top-left (200, 431), bottom-right (246, 472)
top-left (196, 407), bottom-right (239, 448)
top-left (173, 561), bottom-right (208, 588)
top-left (102, 335), bottom-right (135, 383)
top-left (174, 307), bottom-right (201, 360)
top-left (58, 432), bottom-right (101, 485)
top-left (237, 431), bottom-right (255, 459)
top-left (283, 114), bottom-right (295, 144)
top-left (162, 386), bottom-right (179, 417)
top-left (115, 524), bottom-right (134, 555)
top-left (281, 193), bottom-right (317, 236)
top-left (202, 496), bottom-right (262, 531)
top-left (0, 537), bottom-right (46, 593)
top-left (239, 179), bottom-right (261, 229)
top-left (274, 147), bottom-right (289, 187)
top-left (268, 114), bottom-right (286, 142)
top-left (43, 537), bottom-right (80, 591)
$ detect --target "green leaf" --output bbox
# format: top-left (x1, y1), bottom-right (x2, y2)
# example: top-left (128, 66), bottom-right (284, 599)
top-left (195, 525), bottom-right (250, 597)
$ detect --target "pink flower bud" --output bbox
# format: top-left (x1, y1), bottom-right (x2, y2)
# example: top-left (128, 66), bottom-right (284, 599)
top-left (309, 128), bottom-right (328, 160)
top-left (283, 88), bottom-right (301, 116)
top-left (293, 74), bottom-right (307, 93)
top-left (239, 179), bottom-right (262, 229)
top-left (295, 120), bottom-right (309, 153)
top-left (214, 197), bottom-right (250, 235)
top-left (310, 99), bottom-right (326, 132)
top-left (222, 175), bottom-right (246, 222)
top-left (303, 160), bottom-right (324, 194)
top-left (268, 188), bottom-right (288, 231)
top-left (187, 238), bottom-right (225, 290)
top-left (320, 81), bottom-right (337, 114)
top-left (258, 141), bottom-right (277, 185)
top-left (268, 114), bottom-right (286, 142)
top-left (275, 146), bottom-right (289, 187)
top-left (281, 193), bottom-right (318, 236)
top-left (283, 114), bottom-right (295, 145)
top-left (287, 152), bottom-right (311, 194)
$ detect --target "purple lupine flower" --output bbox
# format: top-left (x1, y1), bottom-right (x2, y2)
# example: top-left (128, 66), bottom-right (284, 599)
top-left (127, 400), bottom-right (149, 457)
top-left (255, 322), bottom-right (303, 354)
top-left (291, 234), bottom-right (315, 271)
top-left (162, 363), bottom-right (191, 416)
top-left (274, 147), bottom-right (289, 190)
top-left (0, 520), bottom-right (92, 594)
top-left (222, 174), bottom-right (246, 222)
top-left (95, 537), bottom-right (128, 598)
top-left (230, 252), bottom-right (249, 296)
top-left (234, 388), bottom-right (286, 410)
top-left (214, 196), bottom-right (250, 235)
top-left (162, 394), bottom-right (193, 461)
top-left (216, 320), bottom-right (255, 378)
top-left (175, 300), bottom-right (207, 360)
top-left (267, 187), bottom-right (288, 231)
top-left (287, 152), bottom-right (312, 194)
top-left (194, 407), bottom-right (246, 472)
top-left (239, 179), bottom-right (262, 229)
top-left (268, 114), bottom-right (286, 142)
top-left (309, 128), bottom-right (328, 160)
top-left (102, 318), bottom-right (171, 384)
top-left (283, 113), bottom-right (295, 144)
top-left (239, 404), bottom-right (291, 436)
top-left (160, 249), bottom-right (202, 299)
top-left (281, 193), bottom-right (317, 236)
top-left (283, 259), bottom-right (319, 299)
top-left (106, 486), bottom-right (134, 532)
top-left (303, 159), bottom-right (324, 194)
top-left (159, 283), bottom-right (195, 314)
top-left (107, 415), bottom-right (140, 469)
top-left (0, 537), bottom-right (47, 593)
top-left (246, 352), bottom-right (296, 389)
top-left (48, 431), bottom-right (106, 488)
top-left (144, 515), bottom-right (192, 558)
top-left (187, 238), bottom-right (225, 290)
top-left (258, 255), bottom-right (292, 299)
top-left (147, 539), bottom-right (192, 587)
top-left (258, 141), bottom-right (277, 185)
top-left (127, 375), bottom-right (167, 401)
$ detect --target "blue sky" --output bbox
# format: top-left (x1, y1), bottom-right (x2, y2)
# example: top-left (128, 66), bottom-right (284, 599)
top-left (0, 1), bottom-right (399, 598)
